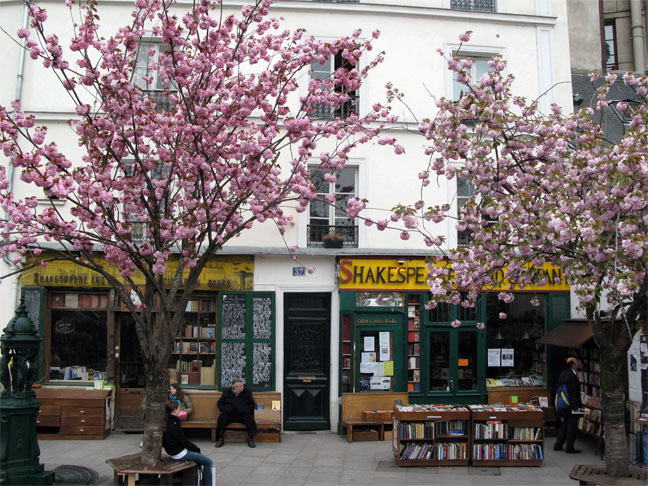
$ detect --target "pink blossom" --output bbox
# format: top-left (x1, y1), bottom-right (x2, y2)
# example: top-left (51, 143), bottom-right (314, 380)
top-left (499, 313), bottom-right (507, 320)
top-left (476, 322), bottom-right (485, 330)
top-left (451, 320), bottom-right (461, 328)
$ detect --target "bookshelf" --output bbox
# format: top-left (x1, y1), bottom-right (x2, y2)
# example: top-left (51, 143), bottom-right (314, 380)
top-left (407, 296), bottom-right (421, 393)
top-left (168, 299), bottom-right (217, 385)
top-left (393, 404), bottom-right (470, 466)
top-left (469, 404), bottom-right (544, 466)
top-left (569, 341), bottom-right (603, 451)
top-left (341, 314), bottom-right (352, 393)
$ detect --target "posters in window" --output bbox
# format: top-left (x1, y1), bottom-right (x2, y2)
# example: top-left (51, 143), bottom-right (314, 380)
top-left (364, 336), bottom-right (375, 351)
top-left (488, 348), bottom-right (501, 367)
top-left (501, 348), bottom-right (514, 367)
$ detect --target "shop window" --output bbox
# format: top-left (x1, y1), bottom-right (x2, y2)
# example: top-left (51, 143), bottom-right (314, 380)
top-left (49, 292), bottom-right (108, 381)
top-left (485, 293), bottom-right (547, 385)
top-left (218, 293), bottom-right (275, 390)
top-left (308, 166), bottom-right (358, 247)
top-left (168, 299), bottom-right (218, 386)
top-left (358, 329), bottom-right (394, 391)
top-left (309, 52), bottom-right (358, 119)
top-left (457, 331), bottom-right (478, 391)
top-left (355, 291), bottom-right (402, 308)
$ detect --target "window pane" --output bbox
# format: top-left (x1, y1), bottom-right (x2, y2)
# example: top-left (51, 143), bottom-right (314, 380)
top-left (429, 332), bottom-right (450, 392)
top-left (309, 196), bottom-right (328, 218)
top-left (335, 168), bottom-right (356, 194)
top-left (310, 57), bottom-right (332, 80)
top-left (50, 309), bottom-right (107, 380)
top-left (309, 169), bottom-right (329, 193)
top-left (458, 332), bottom-right (478, 390)
top-left (475, 59), bottom-right (490, 80)
top-left (334, 193), bottom-right (352, 217)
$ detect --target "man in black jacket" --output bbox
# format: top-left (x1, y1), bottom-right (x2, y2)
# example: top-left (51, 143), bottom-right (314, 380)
top-left (553, 356), bottom-right (583, 453)
top-left (214, 379), bottom-right (257, 448)
top-left (163, 401), bottom-right (214, 486)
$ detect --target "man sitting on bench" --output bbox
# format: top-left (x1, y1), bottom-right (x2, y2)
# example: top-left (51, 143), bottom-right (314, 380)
top-left (214, 379), bottom-right (257, 448)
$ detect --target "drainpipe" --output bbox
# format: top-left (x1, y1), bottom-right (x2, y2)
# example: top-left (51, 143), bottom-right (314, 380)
top-left (3, 4), bottom-right (30, 316)
top-left (630, 0), bottom-right (646, 72)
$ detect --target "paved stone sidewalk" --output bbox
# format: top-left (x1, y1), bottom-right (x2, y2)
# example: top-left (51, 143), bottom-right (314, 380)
top-left (39, 430), bottom-right (602, 485)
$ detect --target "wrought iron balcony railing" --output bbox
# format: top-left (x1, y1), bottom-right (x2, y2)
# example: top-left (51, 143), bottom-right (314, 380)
top-left (308, 224), bottom-right (358, 247)
top-left (450, 0), bottom-right (495, 12)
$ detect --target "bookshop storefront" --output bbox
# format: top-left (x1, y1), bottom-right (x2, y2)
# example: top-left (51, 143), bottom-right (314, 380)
top-left (20, 252), bottom-right (277, 430)
top-left (337, 257), bottom-right (570, 405)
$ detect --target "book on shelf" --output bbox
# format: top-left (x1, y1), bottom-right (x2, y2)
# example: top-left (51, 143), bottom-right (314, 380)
top-left (408, 331), bottom-right (420, 342)
top-left (200, 365), bottom-right (215, 385)
top-left (199, 342), bottom-right (209, 354)
top-left (184, 325), bottom-right (193, 338)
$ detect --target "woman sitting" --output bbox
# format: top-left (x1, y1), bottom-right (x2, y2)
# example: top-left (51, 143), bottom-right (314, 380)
top-left (163, 400), bottom-right (214, 486)
top-left (141, 383), bottom-right (193, 420)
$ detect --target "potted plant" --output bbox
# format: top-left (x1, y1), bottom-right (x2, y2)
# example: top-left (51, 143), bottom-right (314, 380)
top-left (322, 232), bottom-right (345, 248)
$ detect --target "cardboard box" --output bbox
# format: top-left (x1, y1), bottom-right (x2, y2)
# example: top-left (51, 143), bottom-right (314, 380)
top-left (254, 409), bottom-right (281, 424)
top-left (362, 410), bottom-right (392, 422)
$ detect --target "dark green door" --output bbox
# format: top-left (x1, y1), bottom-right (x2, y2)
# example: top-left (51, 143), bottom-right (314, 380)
top-left (424, 327), bottom-right (485, 404)
top-left (283, 293), bottom-right (330, 430)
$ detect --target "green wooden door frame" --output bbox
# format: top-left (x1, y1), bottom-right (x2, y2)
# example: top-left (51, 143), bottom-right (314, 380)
top-left (420, 326), bottom-right (486, 404)
top-left (353, 313), bottom-right (405, 392)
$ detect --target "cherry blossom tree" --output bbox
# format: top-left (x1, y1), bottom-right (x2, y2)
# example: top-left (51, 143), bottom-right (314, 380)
top-left (0, 0), bottom-right (390, 462)
top-left (367, 32), bottom-right (647, 476)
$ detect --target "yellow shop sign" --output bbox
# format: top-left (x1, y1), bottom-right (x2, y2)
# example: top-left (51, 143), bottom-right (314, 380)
top-left (22, 253), bottom-right (254, 291)
top-left (338, 258), bottom-right (568, 292)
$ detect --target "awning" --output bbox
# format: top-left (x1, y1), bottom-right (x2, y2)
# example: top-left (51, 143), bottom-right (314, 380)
top-left (536, 319), bottom-right (593, 348)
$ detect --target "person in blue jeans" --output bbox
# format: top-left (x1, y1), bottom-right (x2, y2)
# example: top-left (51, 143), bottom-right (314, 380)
top-left (163, 400), bottom-right (214, 486)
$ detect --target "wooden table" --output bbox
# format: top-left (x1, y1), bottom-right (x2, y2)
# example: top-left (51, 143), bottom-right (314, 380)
top-left (106, 452), bottom-right (196, 486)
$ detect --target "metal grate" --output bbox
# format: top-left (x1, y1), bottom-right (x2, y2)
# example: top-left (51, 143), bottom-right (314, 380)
top-left (311, 94), bottom-right (358, 120)
top-left (450, 0), bottom-right (495, 12)
top-left (308, 224), bottom-right (358, 247)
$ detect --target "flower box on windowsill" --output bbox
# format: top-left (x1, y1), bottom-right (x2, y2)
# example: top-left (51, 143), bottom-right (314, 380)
top-left (323, 239), bottom-right (344, 249)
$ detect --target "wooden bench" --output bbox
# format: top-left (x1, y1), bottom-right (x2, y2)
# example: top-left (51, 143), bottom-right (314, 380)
top-left (569, 464), bottom-right (648, 486)
top-left (106, 452), bottom-right (196, 486)
top-left (182, 390), bottom-right (281, 443)
top-left (341, 392), bottom-right (408, 443)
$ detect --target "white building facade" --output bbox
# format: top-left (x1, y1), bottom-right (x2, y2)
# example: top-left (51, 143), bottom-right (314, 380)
top-left (0, 0), bottom-right (574, 433)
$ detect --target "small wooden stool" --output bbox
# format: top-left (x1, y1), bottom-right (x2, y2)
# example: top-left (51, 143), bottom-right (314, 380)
top-left (106, 452), bottom-right (196, 486)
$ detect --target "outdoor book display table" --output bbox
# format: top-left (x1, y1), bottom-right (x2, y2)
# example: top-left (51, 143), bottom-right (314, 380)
top-left (393, 404), bottom-right (470, 466)
top-left (392, 403), bottom-right (544, 467)
top-left (469, 404), bottom-right (544, 467)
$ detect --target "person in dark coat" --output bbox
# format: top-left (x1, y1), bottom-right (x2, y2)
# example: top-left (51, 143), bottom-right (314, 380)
top-left (214, 379), bottom-right (257, 448)
top-left (553, 356), bottom-right (583, 453)
top-left (163, 401), bottom-right (214, 486)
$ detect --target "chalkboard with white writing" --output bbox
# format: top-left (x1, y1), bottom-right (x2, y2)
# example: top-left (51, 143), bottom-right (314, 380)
top-left (252, 342), bottom-right (272, 388)
top-left (220, 342), bottom-right (246, 388)
top-left (221, 294), bottom-right (246, 339)
top-left (252, 295), bottom-right (272, 339)
top-left (22, 288), bottom-right (42, 331)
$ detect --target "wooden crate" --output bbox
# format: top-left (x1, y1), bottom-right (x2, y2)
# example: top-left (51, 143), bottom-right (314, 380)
top-left (353, 429), bottom-right (379, 441)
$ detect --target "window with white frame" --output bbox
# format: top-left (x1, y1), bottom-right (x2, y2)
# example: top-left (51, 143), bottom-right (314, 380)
top-left (452, 57), bottom-right (492, 101)
top-left (308, 166), bottom-right (358, 247)
top-left (310, 52), bottom-right (358, 119)
top-left (133, 41), bottom-right (176, 111)
top-left (122, 160), bottom-right (171, 242)
top-left (456, 175), bottom-right (474, 247)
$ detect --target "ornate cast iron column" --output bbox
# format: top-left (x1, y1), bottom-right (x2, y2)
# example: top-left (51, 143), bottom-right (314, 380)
top-left (0, 299), bottom-right (53, 485)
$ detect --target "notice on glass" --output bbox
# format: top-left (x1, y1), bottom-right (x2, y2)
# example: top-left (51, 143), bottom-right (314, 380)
top-left (501, 348), bottom-right (514, 367)
top-left (379, 332), bottom-right (390, 346)
top-left (364, 336), bottom-right (375, 352)
top-left (383, 361), bottom-right (394, 376)
top-left (360, 362), bottom-right (374, 374)
top-left (488, 348), bottom-right (501, 367)
top-left (370, 377), bottom-right (383, 390)
top-left (379, 346), bottom-right (390, 361)
top-left (362, 352), bottom-right (376, 363)
top-left (373, 362), bottom-right (384, 377)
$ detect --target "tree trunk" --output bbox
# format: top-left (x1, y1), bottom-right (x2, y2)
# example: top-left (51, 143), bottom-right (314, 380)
top-left (593, 318), bottom-right (631, 477)
top-left (140, 360), bottom-right (170, 465)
